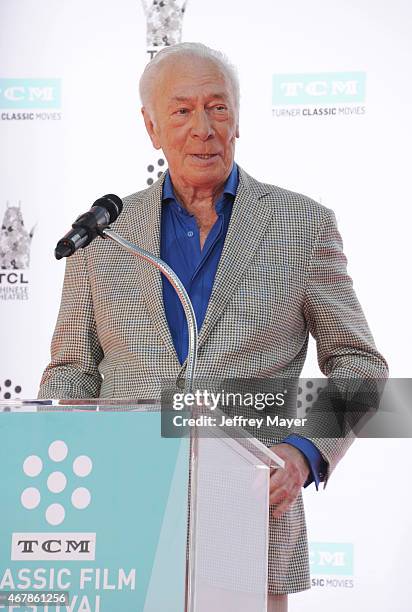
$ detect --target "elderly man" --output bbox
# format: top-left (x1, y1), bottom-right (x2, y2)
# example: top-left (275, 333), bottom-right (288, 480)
top-left (39, 43), bottom-right (388, 611)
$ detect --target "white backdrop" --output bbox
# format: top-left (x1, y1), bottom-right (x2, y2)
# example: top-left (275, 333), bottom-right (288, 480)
top-left (1, 0), bottom-right (411, 609)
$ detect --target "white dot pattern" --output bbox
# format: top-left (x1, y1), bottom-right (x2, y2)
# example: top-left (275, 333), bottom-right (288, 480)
top-left (46, 503), bottom-right (65, 526)
top-left (21, 487), bottom-right (41, 509)
top-left (23, 455), bottom-right (42, 477)
top-left (47, 471), bottom-right (67, 493)
top-left (71, 487), bottom-right (91, 510)
top-left (73, 455), bottom-right (93, 477)
top-left (21, 442), bottom-right (93, 525)
top-left (48, 440), bottom-right (68, 462)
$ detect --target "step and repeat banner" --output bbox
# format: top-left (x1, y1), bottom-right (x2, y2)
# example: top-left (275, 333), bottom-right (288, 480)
top-left (1, 0), bottom-right (411, 610)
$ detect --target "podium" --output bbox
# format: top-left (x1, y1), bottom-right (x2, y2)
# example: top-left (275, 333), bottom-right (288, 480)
top-left (0, 399), bottom-right (284, 612)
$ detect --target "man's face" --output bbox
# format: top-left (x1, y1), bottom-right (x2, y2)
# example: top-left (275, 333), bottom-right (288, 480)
top-left (142, 57), bottom-right (239, 191)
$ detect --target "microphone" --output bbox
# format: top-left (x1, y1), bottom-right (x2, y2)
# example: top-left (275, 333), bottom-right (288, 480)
top-left (54, 194), bottom-right (123, 260)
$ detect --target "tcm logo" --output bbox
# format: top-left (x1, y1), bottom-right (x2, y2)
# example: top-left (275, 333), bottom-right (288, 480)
top-left (11, 533), bottom-right (96, 561)
top-left (272, 72), bottom-right (366, 105)
top-left (309, 542), bottom-right (353, 575)
top-left (0, 79), bottom-right (61, 108)
top-left (11, 441), bottom-right (96, 561)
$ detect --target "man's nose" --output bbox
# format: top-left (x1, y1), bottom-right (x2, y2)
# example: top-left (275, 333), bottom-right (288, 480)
top-left (190, 110), bottom-right (214, 140)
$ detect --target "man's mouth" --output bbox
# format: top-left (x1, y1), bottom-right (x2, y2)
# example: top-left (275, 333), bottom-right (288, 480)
top-left (191, 154), bottom-right (218, 159)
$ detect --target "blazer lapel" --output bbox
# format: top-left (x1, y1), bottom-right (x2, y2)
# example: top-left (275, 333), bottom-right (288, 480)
top-left (195, 167), bottom-right (274, 353)
top-left (124, 175), bottom-right (179, 363)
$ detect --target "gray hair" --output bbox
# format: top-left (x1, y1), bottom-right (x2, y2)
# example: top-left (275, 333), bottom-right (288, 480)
top-left (139, 42), bottom-right (240, 117)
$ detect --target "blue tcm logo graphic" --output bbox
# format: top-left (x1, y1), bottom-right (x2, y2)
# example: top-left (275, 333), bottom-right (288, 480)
top-left (272, 72), bottom-right (366, 105)
top-left (309, 542), bottom-right (353, 575)
top-left (0, 79), bottom-right (61, 108)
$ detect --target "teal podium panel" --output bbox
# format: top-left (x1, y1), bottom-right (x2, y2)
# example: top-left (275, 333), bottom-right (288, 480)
top-left (0, 411), bottom-right (189, 612)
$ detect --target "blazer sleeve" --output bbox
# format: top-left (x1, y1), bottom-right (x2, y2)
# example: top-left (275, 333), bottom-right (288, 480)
top-left (37, 247), bottom-right (103, 399)
top-left (301, 208), bottom-right (388, 485)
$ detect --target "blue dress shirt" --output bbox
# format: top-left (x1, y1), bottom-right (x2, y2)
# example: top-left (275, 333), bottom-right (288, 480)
top-left (160, 164), bottom-right (326, 489)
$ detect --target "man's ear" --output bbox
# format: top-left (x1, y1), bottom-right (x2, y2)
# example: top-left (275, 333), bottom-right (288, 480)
top-left (141, 107), bottom-right (161, 150)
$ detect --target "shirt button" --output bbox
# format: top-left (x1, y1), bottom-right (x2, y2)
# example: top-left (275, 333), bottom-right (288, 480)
top-left (176, 378), bottom-right (185, 390)
top-left (187, 231), bottom-right (194, 237)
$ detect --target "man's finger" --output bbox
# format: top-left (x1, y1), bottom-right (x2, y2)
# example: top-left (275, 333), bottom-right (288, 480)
top-left (269, 468), bottom-right (295, 493)
top-left (269, 469), bottom-right (286, 488)
top-left (270, 484), bottom-right (300, 514)
top-left (269, 485), bottom-right (290, 506)
top-left (271, 499), bottom-right (291, 519)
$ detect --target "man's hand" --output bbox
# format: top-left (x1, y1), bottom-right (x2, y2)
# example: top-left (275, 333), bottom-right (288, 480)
top-left (269, 443), bottom-right (310, 519)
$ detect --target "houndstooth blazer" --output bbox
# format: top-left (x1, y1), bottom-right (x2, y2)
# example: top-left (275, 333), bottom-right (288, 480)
top-left (39, 166), bottom-right (388, 594)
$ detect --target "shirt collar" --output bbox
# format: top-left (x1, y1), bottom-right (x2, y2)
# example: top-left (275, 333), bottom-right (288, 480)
top-left (162, 163), bottom-right (239, 205)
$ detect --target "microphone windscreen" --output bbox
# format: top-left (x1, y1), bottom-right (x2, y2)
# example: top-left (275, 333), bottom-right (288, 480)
top-left (93, 194), bottom-right (123, 223)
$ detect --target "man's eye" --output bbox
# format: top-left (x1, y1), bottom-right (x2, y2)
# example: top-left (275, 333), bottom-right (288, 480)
top-left (176, 108), bottom-right (189, 115)
top-left (214, 105), bottom-right (227, 111)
